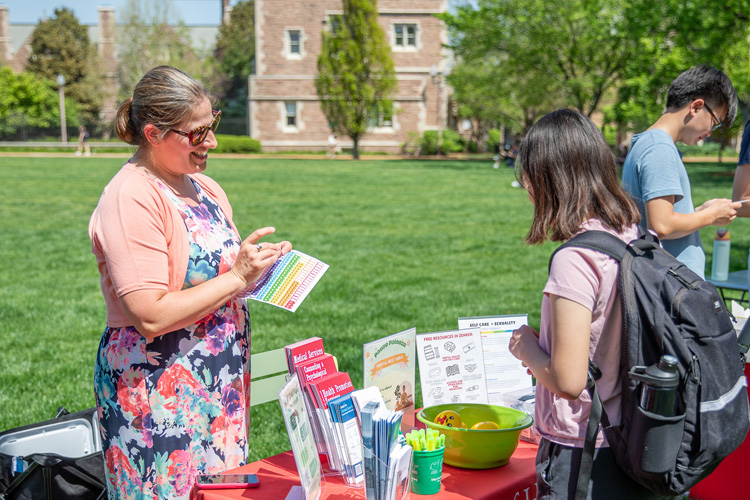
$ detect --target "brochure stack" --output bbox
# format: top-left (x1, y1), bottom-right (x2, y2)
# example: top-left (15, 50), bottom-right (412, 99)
top-left (286, 337), bottom-right (363, 484)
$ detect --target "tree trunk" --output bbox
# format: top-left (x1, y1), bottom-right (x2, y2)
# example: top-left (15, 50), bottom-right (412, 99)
top-left (352, 136), bottom-right (360, 160)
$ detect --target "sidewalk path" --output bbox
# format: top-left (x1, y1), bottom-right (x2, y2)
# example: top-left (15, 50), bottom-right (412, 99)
top-left (0, 150), bottom-right (740, 163)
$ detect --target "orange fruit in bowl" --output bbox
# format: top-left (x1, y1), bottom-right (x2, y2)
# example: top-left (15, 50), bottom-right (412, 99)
top-left (471, 421), bottom-right (500, 430)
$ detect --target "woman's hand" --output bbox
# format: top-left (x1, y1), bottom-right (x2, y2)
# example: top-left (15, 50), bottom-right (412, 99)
top-left (120, 227), bottom-right (292, 340)
top-left (230, 227), bottom-right (293, 288)
top-left (509, 325), bottom-right (541, 376)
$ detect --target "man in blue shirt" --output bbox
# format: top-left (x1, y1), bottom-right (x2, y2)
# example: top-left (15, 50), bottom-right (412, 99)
top-left (731, 119), bottom-right (750, 290)
top-left (732, 121), bottom-right (750, 215)
top-left (622, 65), bottom-right (741, 278)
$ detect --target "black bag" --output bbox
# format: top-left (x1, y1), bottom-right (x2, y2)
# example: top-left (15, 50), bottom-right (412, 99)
top-left (549, 230), bottom-right (750, 498)
top-left (0, 408), bottom-right (106, 500)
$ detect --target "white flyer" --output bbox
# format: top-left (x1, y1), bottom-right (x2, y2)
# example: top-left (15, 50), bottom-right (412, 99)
top-left (458, 314), bottom-right (532, 405)
top-left (416, 328), bottom-right (488, 408)
top-left (278, 374), bottom-right (321, 500)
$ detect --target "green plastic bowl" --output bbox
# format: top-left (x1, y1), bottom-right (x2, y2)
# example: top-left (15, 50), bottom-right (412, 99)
top-left (417, 403), bottom-right (533, 469)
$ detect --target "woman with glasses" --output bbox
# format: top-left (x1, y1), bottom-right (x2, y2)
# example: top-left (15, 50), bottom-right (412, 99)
top-left (89, 66), bottom-right (292, 499)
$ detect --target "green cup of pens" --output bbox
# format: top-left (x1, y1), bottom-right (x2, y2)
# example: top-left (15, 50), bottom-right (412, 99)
top-left (406, 429), bottom-right (445, 495)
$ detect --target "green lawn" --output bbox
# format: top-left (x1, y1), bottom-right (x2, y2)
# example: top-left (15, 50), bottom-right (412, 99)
top-left (0, 156), bottom-right (747, 462)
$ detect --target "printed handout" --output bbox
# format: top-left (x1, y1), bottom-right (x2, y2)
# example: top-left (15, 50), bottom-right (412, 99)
top-left (416, 328), bottom-right (489, 408)
top-left (458, 315), bottom-right (532, 404)
top-left (240, 250), bottom-right (328, 312)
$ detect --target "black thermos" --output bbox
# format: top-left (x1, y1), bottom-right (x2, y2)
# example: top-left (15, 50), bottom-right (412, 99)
top-left (630, 354), bottom-right (680, 417)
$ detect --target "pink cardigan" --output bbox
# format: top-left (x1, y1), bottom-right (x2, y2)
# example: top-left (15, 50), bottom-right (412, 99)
top-left (89, 163), bottom-right (239, 328)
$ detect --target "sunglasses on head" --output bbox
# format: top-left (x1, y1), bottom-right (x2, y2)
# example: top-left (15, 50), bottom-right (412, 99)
top-left (170, 110), bottom-right (221, 146)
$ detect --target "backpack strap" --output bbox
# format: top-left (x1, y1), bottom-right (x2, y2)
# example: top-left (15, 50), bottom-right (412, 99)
top-left (548, 230), bottom-right (629, 274)
top-left (575, 362), bottom-right (614, 500)
top-left (575, 364), bottom-right (603, 500)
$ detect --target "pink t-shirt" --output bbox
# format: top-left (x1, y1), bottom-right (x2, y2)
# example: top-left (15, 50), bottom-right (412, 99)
top-left (534, 219), bottom-right (639, 448)
top-left (88, 163), bottom-right (238, 328)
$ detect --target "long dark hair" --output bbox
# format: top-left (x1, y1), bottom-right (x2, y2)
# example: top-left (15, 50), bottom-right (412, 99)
top-left (517, 109), bottom-right (640, 244)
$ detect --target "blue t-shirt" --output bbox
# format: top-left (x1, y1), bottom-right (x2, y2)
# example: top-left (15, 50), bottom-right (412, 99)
top-left (622, 129), bottom-right (705, 278)
top-left (739, 120), bottom-right (750, 166)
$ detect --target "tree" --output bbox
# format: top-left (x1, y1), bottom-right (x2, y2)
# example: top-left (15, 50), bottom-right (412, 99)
top-left (118, 0), bottom-right (223, 100)
top-left (315, 0), bottom-right (396, 159)
top-left (26, 7), bottom-right (101, 126)
top-left (447, 57), bottom-right (563, 141)
top-left (441, 0), bottom-right (635, 125)
top-left (0, 68), bottom-right (80, 139)
top-left (214, 0), bottom-right (255, 117)
top-left (608, 0), bottom-right (750, 146)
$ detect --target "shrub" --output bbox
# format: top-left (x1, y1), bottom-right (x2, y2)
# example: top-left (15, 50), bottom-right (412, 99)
top-left (420, 130), bottom-right (439, 155)
top-left (419, 130), bottom-right (465, 155)
top-left (676, 142), bottom-right (723, 157)
top-left (487, 129), bottom-right (502, 153)
top-left (401, 131), bottom-right (421, 156)
top-left (602, 125), bottom-right (618, 146)
top-left (441, 129), bottom-right (464, 153)
top-left (214, 134), bottom-right (261, 154)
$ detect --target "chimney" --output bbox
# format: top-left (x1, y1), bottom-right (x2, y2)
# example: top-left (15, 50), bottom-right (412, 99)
top-left (0, 5), bottom-right (12, 65)
top-left (98, 6), bottom-right (118, 129)
top-left (222, 0), bottom-right (232, 24)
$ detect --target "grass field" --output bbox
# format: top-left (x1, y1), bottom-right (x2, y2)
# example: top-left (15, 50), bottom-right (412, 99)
top-left (1, 155), bottom-right (747, 462)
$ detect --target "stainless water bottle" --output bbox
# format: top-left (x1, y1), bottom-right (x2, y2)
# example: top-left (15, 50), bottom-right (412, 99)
top-left (630, 355), bottom-right (680, 417)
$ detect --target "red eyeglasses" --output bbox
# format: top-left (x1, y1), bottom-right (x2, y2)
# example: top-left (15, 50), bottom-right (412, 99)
top-left (170, 110), bottom-right (221, 146)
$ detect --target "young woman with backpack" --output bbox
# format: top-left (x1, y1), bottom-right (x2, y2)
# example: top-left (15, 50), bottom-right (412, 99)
top-left (507, 109), bottom-right (667, 499)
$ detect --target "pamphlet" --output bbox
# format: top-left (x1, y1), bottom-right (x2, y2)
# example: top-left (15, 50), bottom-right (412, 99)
top-left (363, 328), bottom-right (416, 430)
top-left (285, 337), bottom-right (325, 373)
top-left (328, 393), bottom-right (365, 484)
top-left (458, 315), bottom-right (532, 404)
top-left (350, 386), bottom-right (386, 428)
top-left (278, 374), bottom-right (322, 500)
top-left (241, 250), bottom-right (329, 312)
top-left (295, 354), bottom-right (337, 387)
top-left (285, 337), bottom-right (329, 463)
top-left (360, 402), bottom-right (409, 500)
top-left (416, 328), bottom-right (488, 407)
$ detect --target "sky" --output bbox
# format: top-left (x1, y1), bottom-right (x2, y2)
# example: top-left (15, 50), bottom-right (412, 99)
top-left (3, 0), bottom-right (472, 26)
top-left (3, 0), bottom-right (243, 26)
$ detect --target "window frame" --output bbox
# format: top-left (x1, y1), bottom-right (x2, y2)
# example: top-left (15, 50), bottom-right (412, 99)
top-left (393, 23), bottom-right (418, 50)
top-left (283, 28), bottom-right (304, 59)
top-left (285, 101), bottom-right (297, 128)
top-left (288, 30), bottom-right (301, 55)
top-left (369, 103), bottom-right (395, 130)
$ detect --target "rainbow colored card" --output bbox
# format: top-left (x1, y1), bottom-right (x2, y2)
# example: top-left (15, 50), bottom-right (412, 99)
top-left (242, 250), bottom-right (328, 312)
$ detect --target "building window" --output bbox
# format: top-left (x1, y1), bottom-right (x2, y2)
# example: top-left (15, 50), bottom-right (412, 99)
top-left (370, 104), bottom-right (393, 128)
top-left (289, 30), bottom-right (301, 54)
top-left (285, 102), bottom-right (297, 127)
top-left (394, 24), bottom-right (416, 47)
top-left (328, 15), bottom-right (342, 33)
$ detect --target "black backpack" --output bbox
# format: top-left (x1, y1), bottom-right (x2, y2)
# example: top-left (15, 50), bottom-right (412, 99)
top-left (549, 230), bottom-right (750, 498)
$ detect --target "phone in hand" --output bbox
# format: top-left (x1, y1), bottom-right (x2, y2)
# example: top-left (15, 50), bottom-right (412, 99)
top-left (194, 473), bottom-right (260, 489)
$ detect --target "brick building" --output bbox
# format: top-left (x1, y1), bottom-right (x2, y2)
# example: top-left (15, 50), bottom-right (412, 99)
top-left (250, 0), bottom-right (449, 153)
top-left (0, 5), bottom-right (218, 128)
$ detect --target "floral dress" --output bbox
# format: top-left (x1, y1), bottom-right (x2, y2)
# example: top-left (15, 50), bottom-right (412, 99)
top-left (94, 178), bottom-right (251, 500)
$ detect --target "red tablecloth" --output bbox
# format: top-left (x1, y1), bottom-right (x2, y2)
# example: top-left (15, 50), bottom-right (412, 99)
top-left (190, 440), bottom-right (538, 500)
top-left (688, 363), bottom-right (750, 500)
